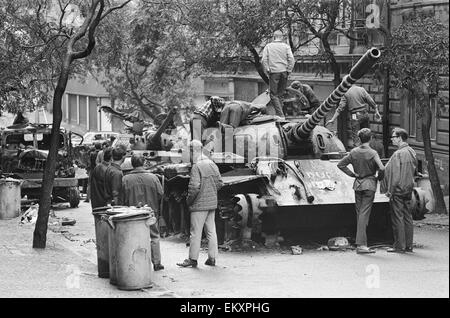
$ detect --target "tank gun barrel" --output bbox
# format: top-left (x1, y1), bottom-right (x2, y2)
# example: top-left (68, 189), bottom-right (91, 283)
top-left (147, 107), bottom-right (177, 149)
top-left (292, 48), bottom-right (381, 140)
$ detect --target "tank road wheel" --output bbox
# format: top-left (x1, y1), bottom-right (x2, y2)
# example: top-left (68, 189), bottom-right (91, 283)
top-left (68, 187), bottom-right (80, 208)
top-left (246, 194), bottom-right (264, 235)
top-left (409, 187), bottom-right (429, 220)
top-left (234, 194), bottom-right (252, 241)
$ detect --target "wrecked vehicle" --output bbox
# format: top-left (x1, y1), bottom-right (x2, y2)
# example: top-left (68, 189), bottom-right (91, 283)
top-left (0, 123), bottom-right (80, 208)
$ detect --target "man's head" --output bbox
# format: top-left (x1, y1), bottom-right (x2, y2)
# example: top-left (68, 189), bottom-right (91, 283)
top-left (102, 140), bottom-right (110, 149)
top-left (210, 96), bottom-right (225, 113)
top-left (290, 81), bottom-right (302, 90)
top-left (273, 30), bottom-right (284, 41)
top-left (131, 154), bottom-right (145, 169)
top-left (189, 139), bottom-right (206, 162)
top-left (94, 142), bottom-right (102, 150)
top-left (391, 128), bottom-right (408, 146)
top-left (103, 147), bottom-right (112, 162)
top-left (357, 128), bottom-right (372, 144)
top-left (112, 146), bottom-right (126, 163)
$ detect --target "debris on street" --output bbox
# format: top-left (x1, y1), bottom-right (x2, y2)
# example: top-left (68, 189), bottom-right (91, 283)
top-left (290, 245), bottom-right (303, 255)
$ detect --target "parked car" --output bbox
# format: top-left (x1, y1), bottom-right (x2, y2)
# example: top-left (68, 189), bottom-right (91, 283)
top-left (82, 131), bottom-right (119, 146)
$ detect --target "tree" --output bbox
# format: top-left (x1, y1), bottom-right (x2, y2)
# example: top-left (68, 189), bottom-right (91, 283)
top-left (0, 0), bottom-right (65, 114)
top-left (0, 0), bottom-right (133, 248)
top-left (382, 14), bottom-right (449, 214)
top-left (183, 0), bottom-right (285, 84)
top-left (89, 0), bottom-right (200, 121)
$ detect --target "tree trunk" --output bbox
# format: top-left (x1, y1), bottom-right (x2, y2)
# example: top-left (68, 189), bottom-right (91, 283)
top-left (246, 44), bottom-right (269, 85)
top-left (33, 57), bottom-right (72, 248)
top-left (421, 103), bottom-right (448, 214)
top-left (322, 37), bottom-right (345, 143)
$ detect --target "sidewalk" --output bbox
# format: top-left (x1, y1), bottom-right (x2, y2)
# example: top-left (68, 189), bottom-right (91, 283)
top-left (0, 211), bottom-right (178, 298)
top-left (1, 200), bottom-right (448, 298)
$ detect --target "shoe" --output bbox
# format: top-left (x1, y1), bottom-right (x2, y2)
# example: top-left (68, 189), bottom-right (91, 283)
top-left (205, 258), bottom-right (216, 266)
top-left (176, 258), bottom-right (197, 268)
top-left (153, 264), bottom-right (164, 271)
top-left (387, 247), bottom-right (405, 253)
top-left (405, 247), bottom-right (414, 253)
top-left (356, 246), bottom-right (376, 254)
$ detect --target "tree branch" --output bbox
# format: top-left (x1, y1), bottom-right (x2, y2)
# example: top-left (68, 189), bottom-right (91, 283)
top-left (101, 0), bottom-right (132, 20)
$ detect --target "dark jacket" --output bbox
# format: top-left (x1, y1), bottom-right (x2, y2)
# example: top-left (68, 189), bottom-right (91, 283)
top-left (90, 161), bottom-right (109, 209)
top-left (186, 155), bottom-right (224, 212)
top-left (121, 168), bottom-right (163, 214)
top-left (104, 162), bottom-right (123, 205)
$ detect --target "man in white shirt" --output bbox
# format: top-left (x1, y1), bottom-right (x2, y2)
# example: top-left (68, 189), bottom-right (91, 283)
top-left (262, 30), bottom-right (295, 118)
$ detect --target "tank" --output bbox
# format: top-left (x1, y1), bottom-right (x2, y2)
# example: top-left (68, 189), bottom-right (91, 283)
top-left (120, 48), bottom-right (427, 245)
top-left (196, 48), bottom-right (395, 245)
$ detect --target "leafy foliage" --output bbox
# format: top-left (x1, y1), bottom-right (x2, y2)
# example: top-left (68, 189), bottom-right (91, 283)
top-left (381, 14), bottom-right (449, 114)
top-left (0, 0), bottom-right (101, 113)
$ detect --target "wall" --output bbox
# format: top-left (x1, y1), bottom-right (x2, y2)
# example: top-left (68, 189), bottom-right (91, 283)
top-left (388, 0), bottom-right (449, 194)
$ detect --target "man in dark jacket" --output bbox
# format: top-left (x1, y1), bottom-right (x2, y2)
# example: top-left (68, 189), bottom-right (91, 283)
top-left (90, 147), bottom-right (112, 209)
top-left (121, 154), bottom-right (164, 271)
top-left (104, 147), bottom-right (125, 205)
top-left (284, 81), bottom-right (320, 116)
top-left (177, 140), bottom-right (224, 268)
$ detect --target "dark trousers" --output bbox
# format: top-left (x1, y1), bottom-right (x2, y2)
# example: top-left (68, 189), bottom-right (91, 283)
top-left (390, 194), bottom-right (414, 250)
top-left (269, 72), bottom-right (288, 117)
top-left (349, 111), bottom-right (370, 148)
top-left (355, 190), bottom-right (375, 246)
top-left (190, 114), bottom-right (208, 141)
top-left (220, 103), bottom-right (243, 128)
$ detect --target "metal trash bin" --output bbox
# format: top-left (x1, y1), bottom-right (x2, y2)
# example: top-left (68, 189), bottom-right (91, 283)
top-left (105, 206), bottom-right (137, 285)
top-left (107, 208), bottom-right (156, 290)
top-left (92, 206), bottom-right (111, 278)
top-left (0, 178), bottom-right (22, 220)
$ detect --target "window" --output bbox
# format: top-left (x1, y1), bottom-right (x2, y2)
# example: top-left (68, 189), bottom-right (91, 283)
top-left (408, 96), bottom-right (437, 141)
top-left (68, 94), bottom-right (77, 124)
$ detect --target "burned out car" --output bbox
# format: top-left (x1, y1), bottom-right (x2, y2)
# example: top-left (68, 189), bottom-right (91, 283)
top-left (0, 123), bottom-right (80, 207)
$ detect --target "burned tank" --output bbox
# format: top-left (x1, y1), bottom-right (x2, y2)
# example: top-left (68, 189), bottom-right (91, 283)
top-left (197, 48), bottom-right (393, 245)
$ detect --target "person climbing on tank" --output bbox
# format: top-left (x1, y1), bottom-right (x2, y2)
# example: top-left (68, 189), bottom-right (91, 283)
top-left (262, 30), bottom-right (295, 118)
top-left (284, 80), bottom-right (320, 116)
top-left (218, 100), bottom-right (267, 130)
top-left (326, 85), bottom-right (382, 147)
top-left (190, 96), bottom-right (225, 141)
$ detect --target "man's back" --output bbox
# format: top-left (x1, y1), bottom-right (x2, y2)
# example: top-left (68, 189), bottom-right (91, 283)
top-left (187, 156), bottom-right (223, 212)
top-left (104, 162), bottom-right (123, 204)
top-left (262, 41), bottom-right (294, 73)
top-left (341, 86), bottom-right (375, 112)
top-left (122, 170), bottom-right (163, 212)
top-left (90, 162), bottom-right (109, 208)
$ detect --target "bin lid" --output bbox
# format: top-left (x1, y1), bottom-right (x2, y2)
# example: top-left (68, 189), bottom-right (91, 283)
top-left (0, 177), bottom-right (23, 185)
top-left (109, 210), bottom-right (152, 221)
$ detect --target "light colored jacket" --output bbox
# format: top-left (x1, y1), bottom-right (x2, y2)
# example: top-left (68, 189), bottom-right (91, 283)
top-left (381, 144), bottom-right (417, 197)
top-left (262, 41), bottom-right (295, 74)
top-left (187, 155), bottom-right (224, 212)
